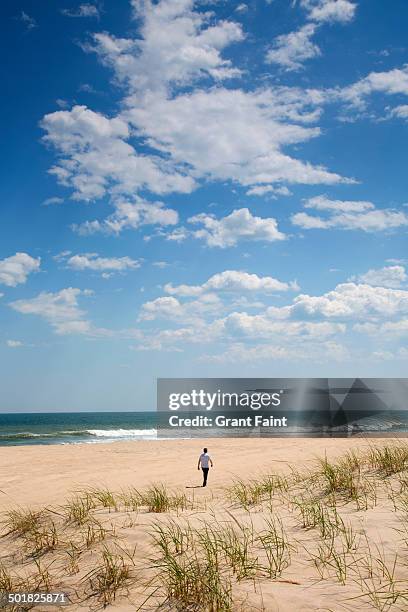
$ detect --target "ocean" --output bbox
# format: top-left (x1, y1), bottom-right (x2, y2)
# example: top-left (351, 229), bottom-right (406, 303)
top-left (1, 410), bottom-right (407, 446)
top-left (0, 412), bottom-right (159, 446)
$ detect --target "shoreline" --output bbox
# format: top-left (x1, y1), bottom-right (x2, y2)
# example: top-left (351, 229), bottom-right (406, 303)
top-left (0, 430), bottom-right (406, 450)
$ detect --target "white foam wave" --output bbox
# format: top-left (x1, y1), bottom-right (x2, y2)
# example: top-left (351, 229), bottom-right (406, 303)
top-left (86, 428), bottom-right (157, 439)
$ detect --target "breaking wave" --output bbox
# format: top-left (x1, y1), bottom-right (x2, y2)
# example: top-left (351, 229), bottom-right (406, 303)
top-left (0, 428), bottom-right (157, 443)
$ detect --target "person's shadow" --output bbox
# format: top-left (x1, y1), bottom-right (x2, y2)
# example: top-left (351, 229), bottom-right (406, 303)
top-left (185, 485), bottom-right (203, 488)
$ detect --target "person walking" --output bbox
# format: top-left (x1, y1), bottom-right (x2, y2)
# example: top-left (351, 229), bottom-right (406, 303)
top-left (197, 447), bottom-right (213, 487)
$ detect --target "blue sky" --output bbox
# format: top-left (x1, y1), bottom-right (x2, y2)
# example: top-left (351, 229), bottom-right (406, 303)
top-left (1, 0), bottom-right (408, 412)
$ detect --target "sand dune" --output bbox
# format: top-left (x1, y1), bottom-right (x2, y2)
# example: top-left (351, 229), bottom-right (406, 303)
top-left (1, 438), bottom-right (408, 611)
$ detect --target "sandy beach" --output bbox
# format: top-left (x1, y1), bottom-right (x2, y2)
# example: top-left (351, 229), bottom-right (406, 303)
top-left (0, 437), bottom-right (376, 510)
top-left (1, 437), bottom-right (408, 611)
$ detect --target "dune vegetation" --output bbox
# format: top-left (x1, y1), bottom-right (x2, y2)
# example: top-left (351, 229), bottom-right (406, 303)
top-left (2, 443), bottom-right (408, 610)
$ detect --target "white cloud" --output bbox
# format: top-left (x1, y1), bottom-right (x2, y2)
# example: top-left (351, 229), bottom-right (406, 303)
top-left (73, 198), bottom-right (178, 235)
top-left (53, 250), bottom-right (72, 262)
top-left (223, 310), bottom-right (345, 339)
top-left (61, 4), bottom-right (100, 18)
top-left (246, 185), bottom-right (292, 197)
top-left (136, 301), bottom-right (347, 357)
top-left (390, 105), bottom-right (408, 120)
top-left (92, 0), bottom-right (244, 94)
top-left (338, 65), bottom-right (408, 110)
top-left (6, 340), bottom-right (23, 348)
top-left (304, 195), bottom-right (373, 212)
top-left (164, 270), bottom-right (299, 297)
top-left (165, 227), bottom-right (188, 243)
top-left (42, 196), bottom-right (64, 206)
top-left (139, 296), bottom-right (183, 321)
top-left (42, 1), bottom-right (352, 205)
top-left (135, 274), bottom-right (408, 359)
top-left (266, 24), bottom-right (320, 72)
top-left (265, 1), bottom-right (356, 72)
top-left (292, 196), bottom-right (408, 232)
top-left (187, 208), bottom-right (286, 247)
top-left (303, 0), bottom-right (356, 24)
top-left (204, 340), bottom-right (349, 363)
top-left (354, 318), bottom-right (408, 338)
top-left (350, 265), bottom-right (407, 289)
top-left (0, 253), bottom-right (41, 287)
top-left (67, 253), bottom-right (141, 274)
top-left (290, 283), bottom-right (408, 319)
top-left (131, 320), bottom-right (224, 351)
top-left (125, 87), bottom-right (349, 189)
top-left (139, 293), bottom-right (223, 323)
top-left (381, 319), bottom-right (408, 336)
top-left (41, 105), bottom-right (195, 201)
top-left (10, 288), bottom-right (109, 336)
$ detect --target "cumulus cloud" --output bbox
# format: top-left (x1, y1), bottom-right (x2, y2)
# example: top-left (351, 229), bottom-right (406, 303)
top-left (41, 0), bottom-right (352, 206)
top-left (134, 271), bottom-right (408, 359)
top-left (354, 318), bottom-right (408, 338)
top-left (92, 0), bottom-right (244, 94)
top-left (350, 265), bottom-right (407, 288)
top-left (164, 270), bottom-right (299, 297)
top-left (303, 0), bottom-right (357, 24)
top-left (165, 227), bottom-right (188, 243)
top-left (292, 196), bottom-right (408, 232)
top-left (0, 253), bottom-right (41, 287)
top-left (289, 283), bottom-right (408, 319)
top-left (66, 253), bottom-right (141, 275)
top-left (338, 65), bottom-right (408, 111)
top-left (125, 87), bottom-right (350, 189)
top-left (139, 293), bottom-right (223, 323)
top-left (223, 310), bottom-right (345, 339)
top-left (72, 198), bottom-right (178, 235)
top-left (390, 105), bottom-right (408, 120)
top-left (266, 24), bottom-right (320, 72)
top-left (41, 105), bottom-right (194, 201)
top-left (187, 208), bottom-right (286, 247)
top-left (40, 2), bottom-right (408, 210)
top-left (246, 185), bottom-right (292, 197)
top-left (136, 295), bottom-right (349, 359)
top-left (266, 1), bottom-right (356, 72)
top-left (10, 288), bottom-right (109, 336)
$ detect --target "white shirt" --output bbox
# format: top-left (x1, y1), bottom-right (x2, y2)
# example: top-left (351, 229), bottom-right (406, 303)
top-left (200, 452), bottom-right (211, 468)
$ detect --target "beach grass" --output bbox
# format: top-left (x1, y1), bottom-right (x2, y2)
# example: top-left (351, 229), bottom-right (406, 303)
top-left (2, 443), bottom-right (408, 610)
top-left (83, 545), bottom-right (136, 608)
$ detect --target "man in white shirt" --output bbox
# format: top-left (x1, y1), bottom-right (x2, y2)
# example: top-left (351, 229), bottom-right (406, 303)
top-left (197, 447), bottom-right (213, 487)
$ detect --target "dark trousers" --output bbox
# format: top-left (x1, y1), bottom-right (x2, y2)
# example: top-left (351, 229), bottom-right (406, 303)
top-left (202, 467), bottom-right (209, 487)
